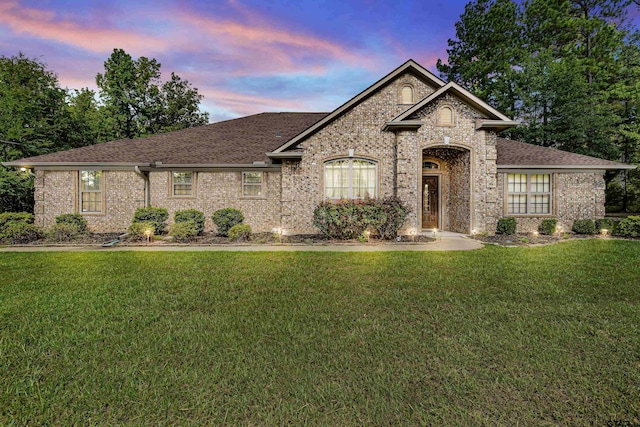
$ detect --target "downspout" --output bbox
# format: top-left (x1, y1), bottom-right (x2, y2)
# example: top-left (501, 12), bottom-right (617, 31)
top-left (134, 165), bottom-right (150, 207)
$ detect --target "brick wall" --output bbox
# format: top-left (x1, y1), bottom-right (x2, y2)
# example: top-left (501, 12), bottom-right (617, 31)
top-left (150, 171), bottom-right (282, 233)
top-left (495, 171), bottom-right (606, 234)
top-left (36, 170), bottom-right (145, 232)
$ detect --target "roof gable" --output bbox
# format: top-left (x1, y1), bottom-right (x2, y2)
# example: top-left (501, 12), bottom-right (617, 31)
top-left (392, 82), bottom-right (513, 122)
top-left (271, 59), bottom-right (446, 154)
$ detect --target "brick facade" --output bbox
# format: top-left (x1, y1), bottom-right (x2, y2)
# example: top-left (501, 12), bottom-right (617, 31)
top-left (32, 70), bottom-right (609, 236)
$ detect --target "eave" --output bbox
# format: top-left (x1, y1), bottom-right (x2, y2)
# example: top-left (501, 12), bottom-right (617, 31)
top-left (382, 121), bottom-right (423, 132)
top-left (498, 164), bottom-right (636, 171)
top-left (475, 120), bottom-right (519, 131)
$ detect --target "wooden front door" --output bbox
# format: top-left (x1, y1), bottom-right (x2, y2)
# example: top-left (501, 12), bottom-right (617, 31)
top-left (422, 176), bottom-right (439, 229)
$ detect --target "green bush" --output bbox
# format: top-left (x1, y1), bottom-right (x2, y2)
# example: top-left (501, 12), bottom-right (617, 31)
top-left (572, 219), bottom-right (596, 235)
top-left (212, 208), bottom-right (244, 236)
top-left (0, 221), bottom-right (42, 244)
top-left (169, 221), bottom-right (198, 242)
top-left (128, 221), bottom-right (157, 241)
top-left (132, 207), bottom-right (169, 234)
top-left (0, 212), bottom-right (34, 229)
top-left (312, 197), bottom-right (409, 240)
top-left (538, 218), bottom-right (557, 235)
top-left (228, 224), bottom-right (252, 241)
top-left (46, 223), bottom-right (85, 242)
top-left (614, 216), bottom-right (640, 237)
top-left (496, 217), bottom-right (517, 235)
top-left (595, 218), bottom-right (617, 233)
top-left (174, 209), bottom-right (205, 235)
top-left (54, 213), bottom-right (88, 233)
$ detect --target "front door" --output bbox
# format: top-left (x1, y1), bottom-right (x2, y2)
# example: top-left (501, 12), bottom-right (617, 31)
top-left (422, 176), bottom-right (439, 229)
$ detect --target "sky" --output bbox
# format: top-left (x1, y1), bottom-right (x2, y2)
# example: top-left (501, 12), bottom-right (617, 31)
top-left (2, 0), bottom-right (637, 123)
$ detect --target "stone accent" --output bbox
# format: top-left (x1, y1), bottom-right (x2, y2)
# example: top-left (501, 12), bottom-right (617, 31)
top-left (150, 171), bottom-right (282, 233)
top-left (36, 170), bottom-right (145, 232)
top-left (495, 171), bottom-right (606, 234)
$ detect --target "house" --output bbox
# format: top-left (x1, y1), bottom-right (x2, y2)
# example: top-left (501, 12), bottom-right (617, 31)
top-left (4, 60), bottom-right (634, 235)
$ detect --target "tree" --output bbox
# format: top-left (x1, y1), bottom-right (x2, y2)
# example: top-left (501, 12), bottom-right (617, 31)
top-left (438, 0), bottom-right (640, 210)
top-left (0, 53), bottom-right (70, 213)
top-left (96, 49), bottom-right (208, 140)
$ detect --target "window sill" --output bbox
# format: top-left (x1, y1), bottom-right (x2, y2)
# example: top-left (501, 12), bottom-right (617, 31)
top-left (80, 212), bottom-right (105, 216)
top-left (169, 195), bottom-right (196, 200)
top-left (506, 214), bottom-right (555, 218)
top-left (240, 196), bottom-right (267, 200)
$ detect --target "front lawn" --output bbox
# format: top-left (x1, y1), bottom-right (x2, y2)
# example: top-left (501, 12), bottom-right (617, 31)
top-left (1, 240), bottom-right (639, 425)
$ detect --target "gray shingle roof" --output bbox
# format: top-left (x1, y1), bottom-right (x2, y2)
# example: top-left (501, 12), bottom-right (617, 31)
top-left (9, 112), bottom-right (328, 165)
top-left (4, 115), bottom-right (631, 170)
top-left (496, 138), bottom-right (630, 168)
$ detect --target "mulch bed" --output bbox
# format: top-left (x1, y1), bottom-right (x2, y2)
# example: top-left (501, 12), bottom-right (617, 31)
top-left (471, 233), bottom-right (606, 247)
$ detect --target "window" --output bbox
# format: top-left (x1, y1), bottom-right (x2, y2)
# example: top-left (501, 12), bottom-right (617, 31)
top-left (324, 159), bottom-right (377, 199)
top-left (242, 172), bottom-right (264, 197)
top-left (507, 173), bottom-right (552, 215)
top-left (80, 170), bottom-right (102, 213)
top-left (172, 172), bottom-right (194, 196)
top-left (422, 161), bottom-right (440, 169)
top-left (437, 105), bottom-right (455, 126)
top-left (400, 85), bottom-right (414, 104)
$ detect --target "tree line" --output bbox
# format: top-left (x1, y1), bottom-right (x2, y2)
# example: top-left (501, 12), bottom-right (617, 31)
top-left (0, 48), bottom-right (209, 212)
top-left (437, 0), bottom-right (640, 211)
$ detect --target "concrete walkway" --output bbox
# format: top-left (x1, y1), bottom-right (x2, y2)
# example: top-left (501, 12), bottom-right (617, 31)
top-left (0, 233), bottom-right (483, 252)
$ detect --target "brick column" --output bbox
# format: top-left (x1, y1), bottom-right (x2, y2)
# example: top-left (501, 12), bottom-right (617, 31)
top-left (395, 130), bottom-right (419, 233)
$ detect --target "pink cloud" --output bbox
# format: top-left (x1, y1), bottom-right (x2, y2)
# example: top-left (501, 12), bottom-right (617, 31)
top-left (0, 0), bottom-right (168, 54)
top-left (171, 10), bottom-right (373, 75)
top-left (199, 87), bottom-right (311, 116)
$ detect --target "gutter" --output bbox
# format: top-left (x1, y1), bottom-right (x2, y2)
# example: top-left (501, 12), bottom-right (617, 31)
top-left (498, 164), bottom-right (636, 171)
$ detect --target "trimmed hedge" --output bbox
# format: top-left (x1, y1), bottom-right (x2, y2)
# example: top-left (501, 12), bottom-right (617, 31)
top-left (614, 216), bottom-right (640, 237)
top-left (128, 221), bottom-right (157, 240)
top-left (132, 207), bottom-right (169, 234)
top-left (55, 213), bottom-right (88, 233)
top-left (228, 224), bottom-right (252, 241)
top-left (46, 223), bottom-right (84, 242)
top-left (496, 217), bottom-right (517, 235)
top-left (169, 221), bottom-right (199, 242)
top-left (0, 221), bottom-right (42, 244)
top-left (0, 212), bottom-right (34, 229)
top-left (538, 218), bottom-right (557, 235)
top-left (212, 208), bottom-right (244, 236)
top-left (312, 197), bottom-right (409, 240)
top-left (572, 219), bottom-right (596, 235)
top-left (175, 209), bottom-right (205, 235)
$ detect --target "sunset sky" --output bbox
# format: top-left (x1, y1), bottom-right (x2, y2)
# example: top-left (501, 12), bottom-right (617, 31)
top-left (1, 0), bottom-right (638, 122)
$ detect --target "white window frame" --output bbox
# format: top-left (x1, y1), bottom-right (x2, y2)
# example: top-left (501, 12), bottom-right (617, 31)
top-left (324, 158), bottom-right (378, 200)
top-left (506, 173), bottom-right (553, 215)
top-left (171, 171), bottom-right (195, 197)
top-left (242, 171), bottom-right (264, 198)
top-left (79, 170), bottom-right (103, 214)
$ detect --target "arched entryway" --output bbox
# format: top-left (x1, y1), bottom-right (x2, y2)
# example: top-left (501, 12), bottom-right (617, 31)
top-left (421, 146), bottom-right (471, 233)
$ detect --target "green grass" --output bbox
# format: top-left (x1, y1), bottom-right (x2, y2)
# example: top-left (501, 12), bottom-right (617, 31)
top-left (1, 240), bottom-right (639, 426)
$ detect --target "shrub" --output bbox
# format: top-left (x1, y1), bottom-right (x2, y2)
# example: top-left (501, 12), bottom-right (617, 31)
top-left (228, 224), bottom-right (252, 241)
top-left (174, 209), bottom-right (205, 235)
top-left (46, 223), bottom-right (85, 242)
top-left (0, 212), bottom-right (34, 229)
top-left (212, 208), bottom-right (244, 236)
top-left (614, 215), bottom-right (640, 237)
top-left (538, 218), bottom-right (557, 235)
top-left (595, 218), bottom-right (617, 233)
top-left (128, 221), bottom-right (157, 241)
top-left (132, 207), bottom-right (169, 234)
top-left (0, 221), bottom-right (42, 244)
top-left (54, 213), bottom-right (88, 233)
top-left (312, 197), bottom-right (409, 240)
top-left (572, 219), bottom-right (596, 235)
top-left (496, 217), bottom-right (517, 235)
top-left (169, 221), bottom-right (198, 242)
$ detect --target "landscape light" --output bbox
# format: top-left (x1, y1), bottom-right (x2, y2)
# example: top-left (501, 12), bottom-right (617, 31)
top-left (532, 230), bottom-right (539, 236)
top-left (601, 228), bottom-right (609, 237)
